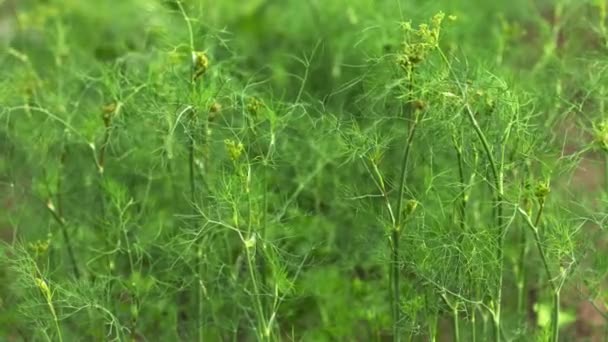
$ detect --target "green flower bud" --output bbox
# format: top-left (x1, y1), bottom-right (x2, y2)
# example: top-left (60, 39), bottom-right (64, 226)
top-left (35, 278), bottom-right (51, 300)
top-left (405, 199), bottom-right (418, 217)
top-left (224, 139), bottom-right (244, 161)
top-left (595, 120), bottom-right (608, 152)
top-left (534, 181), bottom-right (550, 200)
top-left (246, 97), bottom-right (264, 116)
top-left (192, 51), bottom-right (209, 81)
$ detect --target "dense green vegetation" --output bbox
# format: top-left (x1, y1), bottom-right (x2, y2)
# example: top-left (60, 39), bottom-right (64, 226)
top-left (1, 0), bottom-right (607, 340)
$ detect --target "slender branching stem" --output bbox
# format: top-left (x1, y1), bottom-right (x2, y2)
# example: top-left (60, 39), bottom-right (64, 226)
top-left (454, 137), bottom-right (467, 232)
top-left (451, 131), bottom-right (467, 340)
top-left (516, 222), bottom-right (527, 316)
top-left (391, 105), bottom-right (421, 341)
top-left (176, 3), bottom-right (209, 338)
top-left (464, 104), bottom-right (504, 342)
top-left (391, 226), bottom-right (401, 341)
top-left (517, 201), bottom-right (561, 342)
top-left (441, 293), bottom-right (461, 342)
top-left (46, 154), bottom-right (81, 281)
top-left (438, 48), bottom-right (505, 341)
top-left (55, 148), bottom-right (80, 280)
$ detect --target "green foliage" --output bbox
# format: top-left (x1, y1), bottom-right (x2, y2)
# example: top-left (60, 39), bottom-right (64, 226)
top-left (1, 0), bottom-right (607, 341)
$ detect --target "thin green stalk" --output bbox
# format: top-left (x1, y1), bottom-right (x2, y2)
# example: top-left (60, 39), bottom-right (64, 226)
top-left (392, 107), bottom-right (421, 341)
top-left (451, 132), bottom-right (466, 342)
top-left (395, 68), bottom-right (420, 226)
top-left (362, 157), bottom-right (400, 340)
top-left (175, 3), bottom-right (208, 338)
top-left (34, 268), bottom-right (63, 342)
top-left (257, 161), bottom-right (270, 313)
top-left (57, 146), bottom-right (80, 280)
top-left (97, 104), bottom-right (117, 277)
top-left (249, 176), bottom-right (271, 340)
top-left (454, 140), bottom-right (467, 232)
top-left (516, 163), bottom-right (533, 317)
top-left (517, 201), bottom-right (561, 342)
top-left (463, 103), bottom-right (504, 342)
top-left (391, 62), bottom-right (417, 340)
top-left (471, 306), bottom-right (477, 342)
top-left (47, 296), bottom-right (63, 342)
top-left (391, 226), bottom-right (401, 341)
top-left (516, 226), bottom-right (527, 315)
top-left (46, 201), bottom-right (80, 280)
top-left (246, 247), bottom-right (269, 340)
top-left (481, 309), bottom-right (489, 340)
top-left (191, 102), bottom-right (205, 342)
top-left (229, 156), bottom-right (269, 340)
top-left (426, 293), bottom-right (438, 342)
top-left (453, 306), bottom-right (460, 342)
top-left (188, 105), bottom-right (206, 342)
top-left (552, 291), bottom-right (560, 342)
top-left (439, 49), bottom-right (504, 341)
top-left (175, 0), bottom-right (194, 55)
top-left (528, 204), bottom-right (553, 288)
top-left (59, 220), bottom-right (79, 279)
top-left (189, 116), bottom-right (196, 204)
top-left (441, 293), bottom-right (460, 342)
top-left (120, 223), bottom-right (135, 278)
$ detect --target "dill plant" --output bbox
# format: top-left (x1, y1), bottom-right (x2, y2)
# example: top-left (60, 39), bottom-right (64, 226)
top-left (1, 0), bottom-right (607, 341)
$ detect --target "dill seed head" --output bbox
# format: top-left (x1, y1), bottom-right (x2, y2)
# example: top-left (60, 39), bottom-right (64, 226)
top-left (103, 102), bottom-right (117, 113)
top-left (405, 199), bottom-right (418, 216)
top-left (247, 97), bottom-right (263, 116)
top-left (35, 278), bottom-right (51, 299)
top-left (209, 102), bottom-right (222, 113)
top-left (28, 237), bottom-right (51, 256)
top-left (208, 102), bottom-right (222, 121)
top-left (224, 139), bottom-right (244, 161)
top-left (102, 102), bottom-right (116, 126)
top-left (595, 120), bottom-right (608, 152)
top-left (192, 51), bottom-right (209, 81)
top-left (431, 12), bottom-right (445, 28)
top-left (370, 148), bottom-right (384, 164)
top-left (397, 12), bottom-right (448, 73)
top-left (534, 181), bottom-right (550, 200)
top-left (244, 234), bottom-right (256, 249)
top-left (412, 99), bottom-right (427, 111)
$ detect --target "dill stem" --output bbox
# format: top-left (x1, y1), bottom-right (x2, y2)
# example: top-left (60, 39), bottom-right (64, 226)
top-left (471, 307), bottom-right (477, 342)
top-left (552, 292), bottom-right (560, 342)
top-left (439, 47), bottom-right (505, 341)
top-left (176, 1), bottom-right (205, 336)
top-left (451, 133), bottom-right (466, 341)
top-left (454, 141), bottom-right (467, 232)
top-left (518, 200), bottom-right (561, 342)
top-left (392, 92), bottom-right (421, 342)
top-left (49, 303), bottom-right (63, 342)
top-left (246, 247), bottom-right (269, 340)
top-left (453, 306), bottom-right (460, 342)
top-left (47, 204), bottom-right (80, 280)
top-left (461, 103), bottom-right (504, 342)
top-left (189, 116), bottom-right (196, 204)
top-left (516, 226), bottom-right (526, 315)
top-left (60, 222), bottom-right (79, 279)
top-left (442, 293), bottom-right (461, 342)
top-left (391, 226), bottom-right (401, 342)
